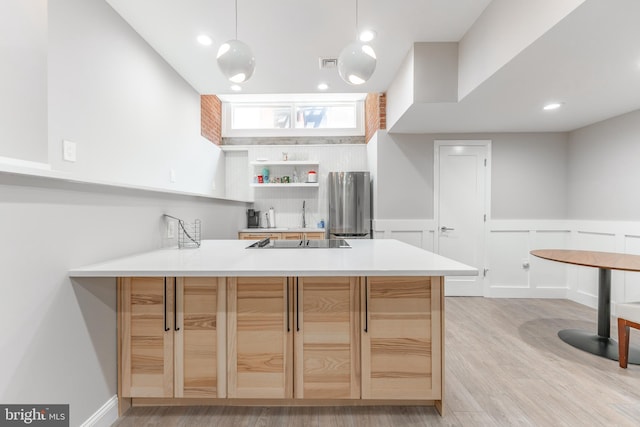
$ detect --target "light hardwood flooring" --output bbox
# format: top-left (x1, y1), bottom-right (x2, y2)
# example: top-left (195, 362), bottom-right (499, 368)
top-left (112, 297), bottom-right (640, 426)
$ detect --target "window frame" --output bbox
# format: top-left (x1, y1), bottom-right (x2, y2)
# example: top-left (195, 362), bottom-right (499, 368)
top-left (222, 100), bottom-right (365, 138)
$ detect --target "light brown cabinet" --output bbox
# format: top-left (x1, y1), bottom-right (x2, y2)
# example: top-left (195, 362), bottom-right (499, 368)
top-left (226, 276), bottom-right (361, 400)
top-left (303, 231), bottom-right (325, 240)
top-left (118, 277), bottom-right (226, 399)
top-left (361, 276), bottom-right (443, 401)
top-left (238, 231), bottom-right (325, 240)
top-left (117, 275), bottom-right (444, 413)
top-left (295, 276), bottom-right (360, 399)
top-left (238, 232), bottom-right (283, 240)
top-left (282, 232), bottom-right (303, 240)
top-left (227, 276), bottom-right (293, 398)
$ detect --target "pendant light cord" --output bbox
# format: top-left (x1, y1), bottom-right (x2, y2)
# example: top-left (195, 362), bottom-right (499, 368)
top-left (355, 0), bottom-right (359, 38)
top-left (235, 0), bottom-right (238, 40)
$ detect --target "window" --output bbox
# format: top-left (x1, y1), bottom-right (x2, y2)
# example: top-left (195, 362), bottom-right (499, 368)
top-left (232, 104), bottom-right (292, 129)
top-left (295, 104), bottom-right (356, 129)
top-left (222, 96), bottom-right (364, 137)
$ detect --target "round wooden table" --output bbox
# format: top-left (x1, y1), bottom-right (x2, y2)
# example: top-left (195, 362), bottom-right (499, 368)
top-left (531, 249), bottom-right (640, 364)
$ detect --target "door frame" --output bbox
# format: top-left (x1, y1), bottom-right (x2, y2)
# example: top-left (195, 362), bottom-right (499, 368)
top-left (433, 140), bottom-right (491, 295)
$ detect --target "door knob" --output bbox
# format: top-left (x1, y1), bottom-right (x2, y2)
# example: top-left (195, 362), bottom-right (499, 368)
top-left (440, 226), bottom-right (455, 232)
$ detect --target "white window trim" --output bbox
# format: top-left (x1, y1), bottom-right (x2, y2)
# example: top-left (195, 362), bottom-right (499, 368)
top-left (222, 100), bottom-right (365, 138)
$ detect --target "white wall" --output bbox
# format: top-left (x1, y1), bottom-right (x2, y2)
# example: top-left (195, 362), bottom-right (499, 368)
top-left (371, 110), bottom-right (640, 304)
top-left (385, 45), bottom-right (414, 131)
top-left (0, 0), bottom-right (248, 425)
top-left (370, 130), bottom-right (573, 299)
top-left (567, 109), bottom-right (640, 221)
top-left (370, 131), bottom-right (568, 221)
top-left (47, 0), bottom-right (225, 197)
top-left (367, 133), bottom-right (379, 219)
top-left (492, 133), bottom-right (568, 219)
top-left (0, 0), bottom-right (48, 162)
top-left (373, 132), bottom-right (432, 220)
top-left (414, 43), bottom-right (458, 104)
top-left (0, 177), bottom-right (246, 426)
top-left (458, 0), bottom-right (585, 99)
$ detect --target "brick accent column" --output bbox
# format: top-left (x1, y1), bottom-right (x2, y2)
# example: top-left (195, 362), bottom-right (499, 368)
top-left (365, 93), bottom-right (386, 143)
top-left (201, 95), bottom-right (222, 145)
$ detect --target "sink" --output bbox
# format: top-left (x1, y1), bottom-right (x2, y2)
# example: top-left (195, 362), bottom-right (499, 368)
top-left (247, 238), bottom-right (350, 249)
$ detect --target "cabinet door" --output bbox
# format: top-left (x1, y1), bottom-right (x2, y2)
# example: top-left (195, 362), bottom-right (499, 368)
top-left (282, 232), bottom-right (303, 240)
top-left (174, 277), bottom-right (226, 398)
top-left (295, 277), bottom-right (360, 399)
top-left (238, 232), bottom-right (282, 240)
top-left (119, 277), bottom-right (174, 398)
top-left (227, 277), bottom-right (293, 398)
top-left (304, 232), bottom-right (325, 240)
top-left (361, 276), bottom-right (443, 400)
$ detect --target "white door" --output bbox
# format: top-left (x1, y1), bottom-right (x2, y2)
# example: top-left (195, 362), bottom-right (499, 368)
top-left (435, 141), bottom-right (489, 296)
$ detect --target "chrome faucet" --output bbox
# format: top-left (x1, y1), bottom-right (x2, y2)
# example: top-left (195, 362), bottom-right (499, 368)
top-left (302, 200), bottom-right (306, 228)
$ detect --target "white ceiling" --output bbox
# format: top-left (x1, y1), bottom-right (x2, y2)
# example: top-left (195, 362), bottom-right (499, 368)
top-left (106, 0), bottom-right (640, 133)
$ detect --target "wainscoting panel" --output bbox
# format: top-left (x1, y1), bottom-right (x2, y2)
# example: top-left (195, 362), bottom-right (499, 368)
top-left (571, 228), bottom-right (616, 308)
top-left (372, 219), bottom-right (640, 308)
top-left (530, 230), bottom-right (570, 291)
top-left (488, 231), bottom-right (530, 290)
top-left (623, 234), bottom-right (640, 302)
top-left (372, 220), bottom-right (435, 251)
top-left (487, 221), bottom-right (570, 298)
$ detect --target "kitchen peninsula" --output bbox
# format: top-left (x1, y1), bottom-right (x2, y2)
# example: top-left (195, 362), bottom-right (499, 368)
top-left (69, 239), bottom-right (476, 416)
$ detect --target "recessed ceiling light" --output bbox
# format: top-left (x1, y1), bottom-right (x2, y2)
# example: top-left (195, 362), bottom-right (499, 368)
top-left (197, 34), bottom-right (213, 46)
top-left (359, 30), bottom-right (376, 42)
top-left (543, 102), bottom-right (563, 111)
top-left (317, 83), bottom-right (329, 91)
top-left (230, 85), bottom-right (242, 91)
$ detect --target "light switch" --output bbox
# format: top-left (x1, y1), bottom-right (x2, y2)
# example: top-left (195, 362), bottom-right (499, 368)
top-left (63, 140), bottom-right (77, 162)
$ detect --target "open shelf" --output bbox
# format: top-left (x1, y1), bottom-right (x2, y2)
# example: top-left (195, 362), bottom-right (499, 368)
top-left (250, 182), bottom-right (319, 188)
top-left (250, 160), bottom-right (318, 166)
top-left (250, 160), bottom-right (319, 188)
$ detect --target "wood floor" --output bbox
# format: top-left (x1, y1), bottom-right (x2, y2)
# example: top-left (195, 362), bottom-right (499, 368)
top-left (112, 297), bottom-right (640, 427)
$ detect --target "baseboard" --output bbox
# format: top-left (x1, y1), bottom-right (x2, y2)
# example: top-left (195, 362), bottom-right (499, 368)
top-left (569, 291), bottom-right (598, 310)
top-left (80, 395), bottom-right (119, 427)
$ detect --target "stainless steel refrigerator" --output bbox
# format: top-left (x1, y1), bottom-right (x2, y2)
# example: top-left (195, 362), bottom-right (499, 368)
top-left (328, 171), bottom-right (371, 239)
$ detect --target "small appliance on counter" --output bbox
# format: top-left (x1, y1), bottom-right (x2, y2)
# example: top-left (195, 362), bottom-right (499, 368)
top-left (247, 209), bottom-right (260, 228)
top-left (266, 207), bottom-right (276, 228)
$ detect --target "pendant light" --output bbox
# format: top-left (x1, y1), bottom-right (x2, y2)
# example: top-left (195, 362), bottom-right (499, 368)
top-left (217, 0), bottom-right (255, 83)
top-left (338, 0), bottom-right (376, 85)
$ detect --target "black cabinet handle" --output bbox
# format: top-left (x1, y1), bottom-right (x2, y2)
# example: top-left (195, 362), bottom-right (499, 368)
top-left (286, 280), bottom-right (290, 332)
top-left (164, 278), bottom-right (170, 332)
top-left (174, 278), bottom-right (180, 331)
top-left (296, 278), bottom-right (300, 332)
top-left (364, 278), bottom-right (369, 333)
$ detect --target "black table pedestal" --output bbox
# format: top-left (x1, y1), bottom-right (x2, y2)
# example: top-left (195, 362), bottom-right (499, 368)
top-left (558, 268), bottom-right (640, 364)
top-left (558, 329), bottom-right (640, 363)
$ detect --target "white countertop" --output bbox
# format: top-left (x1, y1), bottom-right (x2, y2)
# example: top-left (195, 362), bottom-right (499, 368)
top-left (68, 239), bottom-right (478, 278)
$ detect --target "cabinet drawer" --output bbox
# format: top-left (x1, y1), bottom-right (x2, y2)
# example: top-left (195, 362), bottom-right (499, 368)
top-left (238, 232), bottom-right (282, 240)
top-left (282, 232), bottom-right (303, 240)
top-left (304, 232), bottom-right (325, 240)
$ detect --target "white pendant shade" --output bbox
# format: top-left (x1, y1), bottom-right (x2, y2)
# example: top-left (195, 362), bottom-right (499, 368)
top-left (216, 39), bottom-right (255, 83)
top-left (337, 41), bottom-right (376, 85)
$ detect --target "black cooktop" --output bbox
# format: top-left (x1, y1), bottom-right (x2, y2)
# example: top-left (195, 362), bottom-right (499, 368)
top-left (246, 238), bottom-right (351, 249)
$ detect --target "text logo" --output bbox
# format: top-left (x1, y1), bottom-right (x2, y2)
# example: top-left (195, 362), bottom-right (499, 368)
top-left (0, 405), bottom-right (68, 427)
